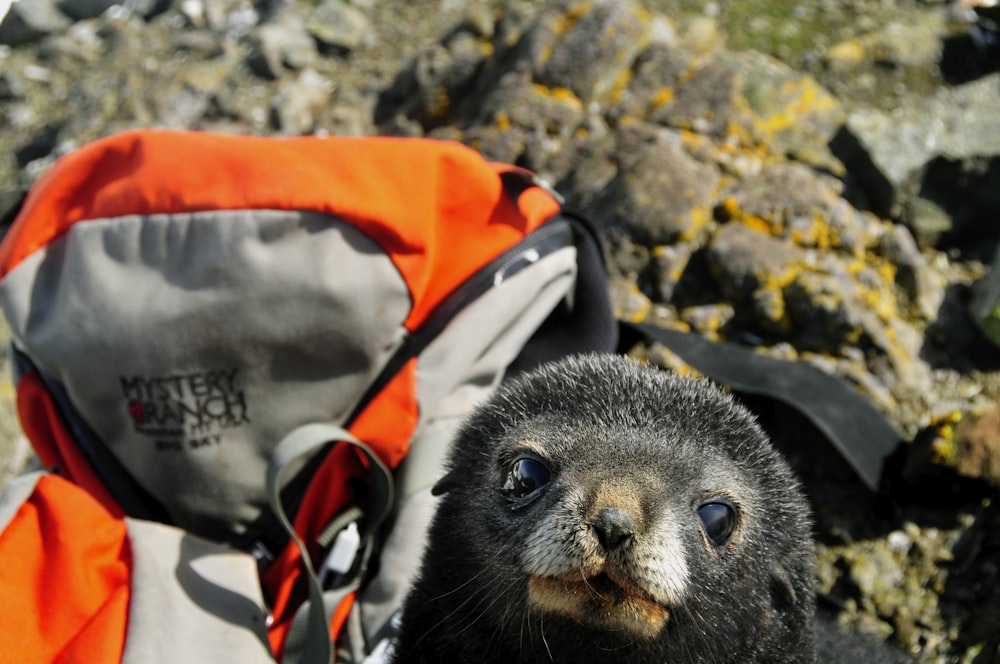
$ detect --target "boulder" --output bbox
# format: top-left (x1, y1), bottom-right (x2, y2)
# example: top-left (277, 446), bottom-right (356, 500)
top-left (307, 0), bottom-right (371, 54)
top-left (271, 68), bottom-right (333, 135)
top-left (56, 0), bottom-right (118, 21)
top-left (0, 0), bottom-right (71, 46)
top-left (591, 124), bottom-right (719, 246)
top-left (531, 0), bottom-right (652, 104)
top-left (247, 16), bottom-right (317, 79)
top-left (831, 73), bottom-right (1000, 246)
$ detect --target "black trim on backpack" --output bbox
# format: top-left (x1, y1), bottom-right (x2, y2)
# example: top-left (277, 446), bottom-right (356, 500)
top-left (506, 210), bottom-right (619, 377)
top-left (11, 346), bottom-right (172, 523)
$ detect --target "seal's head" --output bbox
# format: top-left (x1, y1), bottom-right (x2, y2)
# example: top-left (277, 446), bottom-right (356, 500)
top-left (395, 354), bottom-right (815, 664)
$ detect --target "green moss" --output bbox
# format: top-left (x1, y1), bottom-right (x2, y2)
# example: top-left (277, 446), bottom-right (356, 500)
top-left (645, 0), bottom-right (829, 62)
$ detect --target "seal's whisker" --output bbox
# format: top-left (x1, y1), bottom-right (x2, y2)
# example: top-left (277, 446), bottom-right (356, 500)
top-left (539, 612), bottom-right (554, 662)
top-left (425, 546), bottom-right (505, 603)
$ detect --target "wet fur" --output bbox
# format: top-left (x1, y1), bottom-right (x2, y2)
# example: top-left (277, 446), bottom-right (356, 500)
top-left (393, 354), bottom-right (817, 663)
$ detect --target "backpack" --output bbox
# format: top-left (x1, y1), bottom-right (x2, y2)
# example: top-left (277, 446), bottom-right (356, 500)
top-left (0, 129), bottom-right (903, 664)
top-left (0, 129), bottom-right (617, 663)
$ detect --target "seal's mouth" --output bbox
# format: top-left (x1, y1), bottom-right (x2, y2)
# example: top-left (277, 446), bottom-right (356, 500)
top-left (527, 571), bottom-right (670, 638)
top-left (585, 573), bottom-right (620, 596)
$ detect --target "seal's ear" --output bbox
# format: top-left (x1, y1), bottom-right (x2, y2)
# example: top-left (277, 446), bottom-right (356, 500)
top-left (432, 470), bottom-right (461, 496)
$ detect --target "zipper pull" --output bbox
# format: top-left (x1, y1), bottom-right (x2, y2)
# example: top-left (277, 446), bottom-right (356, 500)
top-left (319, 521), bottom-right (361, 588)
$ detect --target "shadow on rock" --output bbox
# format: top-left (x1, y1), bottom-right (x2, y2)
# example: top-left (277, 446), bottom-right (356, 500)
top-left (921, 283), bottom-right (1000, 373)
top-left (938, 499), bottom-right (1000, 663)
top-left (940, 32), bottom-right (1000, 85)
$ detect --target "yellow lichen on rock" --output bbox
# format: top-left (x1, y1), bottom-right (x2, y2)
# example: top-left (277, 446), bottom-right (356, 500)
top-left (928, 410), bottom-right (962, 465)
top-left (826, 38), bottom-right (867, 69)
top-left (753, 76), bottom-right (838, 137)
top-left (679, 204), bottom-right (714, 243)
top-left (531, 83), bottom-right (583, 105)
top-left (551, 1), bottom-right (592, 41)
top-left (650, 86), bottom-right (675, 110)
top-left (721, 194), bottom-right (783, 236)
top-left (425, 86), bottom-right (451, 119)
top-left (609, 69), bottom-right (634, 104)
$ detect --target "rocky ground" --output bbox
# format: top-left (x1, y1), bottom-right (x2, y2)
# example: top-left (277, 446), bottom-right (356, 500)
top-left (2, 0), bottom-right (1000, 661)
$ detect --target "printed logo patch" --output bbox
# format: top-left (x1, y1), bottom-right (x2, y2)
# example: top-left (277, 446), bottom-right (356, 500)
top-left (120, 369), bottom-right (250, 451)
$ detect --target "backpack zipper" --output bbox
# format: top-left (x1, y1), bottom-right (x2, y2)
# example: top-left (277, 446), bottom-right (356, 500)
top-left (345, 215), bottom-right (574, 425)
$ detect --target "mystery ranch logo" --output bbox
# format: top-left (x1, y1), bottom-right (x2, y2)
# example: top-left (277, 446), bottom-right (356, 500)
top-left (121, 369), bottom-right (250, 451)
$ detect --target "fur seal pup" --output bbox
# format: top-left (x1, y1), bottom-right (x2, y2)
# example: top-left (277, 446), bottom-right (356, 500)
top-left (391, 354), bottom-right (817, 663)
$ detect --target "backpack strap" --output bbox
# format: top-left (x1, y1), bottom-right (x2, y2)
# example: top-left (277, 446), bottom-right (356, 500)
top-left (619, 321), bottom-right (904, 491)
top-left (266, 424), bottom-right (394, 664)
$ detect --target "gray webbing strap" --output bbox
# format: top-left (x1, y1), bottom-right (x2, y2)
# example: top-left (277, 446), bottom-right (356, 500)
top-left (266, 423), bottom-right (395, 664)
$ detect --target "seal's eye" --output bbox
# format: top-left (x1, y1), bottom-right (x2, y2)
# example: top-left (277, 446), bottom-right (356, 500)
top-left (501, 456), bottom-right (551, 508)
top-left (698, 500), bottom-right (737, 547)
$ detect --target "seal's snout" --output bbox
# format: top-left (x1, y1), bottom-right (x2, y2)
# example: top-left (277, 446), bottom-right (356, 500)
top-left (591, 507), bottom-right (635, 552)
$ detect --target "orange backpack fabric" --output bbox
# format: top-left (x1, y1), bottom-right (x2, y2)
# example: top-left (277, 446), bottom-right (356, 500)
top-left (0, 474), bottom-right (130, 663)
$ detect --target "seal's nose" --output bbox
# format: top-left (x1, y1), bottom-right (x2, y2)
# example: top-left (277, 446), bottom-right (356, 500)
top-left (591, 507), bottom-right (635, 552)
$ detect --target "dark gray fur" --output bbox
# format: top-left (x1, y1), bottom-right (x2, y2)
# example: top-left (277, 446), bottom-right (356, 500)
top-left (393, 354), bottom-right (818, 663)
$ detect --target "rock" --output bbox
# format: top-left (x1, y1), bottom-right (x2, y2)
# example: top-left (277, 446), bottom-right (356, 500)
top-left (705, 212), bottom-right (928, 385)
top-left (724, 50), bottom-right (844, 170)
top-left (171, 29), bottom-right (227, 58)
top-left (247, 17), bottom-right (317, 79)
top-left (56, 0), bottom-right (117, 21)
top-left (782, 267), bottom-right (895, 354)
top-left (831, 109), bottom-right (940, 220)
top-left (707, 220), bottom-right (804, 298)
top-left (900, 196), bottom-right (954, 249)
top-left (531, 0), bottom-right (652, 104)
top-left (608, 274), bottom-right (652, 323)
top-left (36, 19), bottom-right (103, 65)
top-left (680, 302), bottom-right (734, 337)
top-left (271, 68), bottom-right (333, 135)
top-left (150, 52), bottom-right (242, 129)
top-left (823, 11), bottom-right (945, 72)
top-left (706, 221), bottom-right (803, 333)
top-left (904, 406), bottom-right (1000, 490)
top-left (0, 71), bottom-right (25, 99)
top-left (650, 242), bottom-right (695, 304)
top-left (849, 546), bottom-right (906, 599)
top-left (831, 73), bottom-right (1000, 241)
top-left (725, 161), bottom-right (842, 238)
top-left (824, 38), bottom-right (867, 72)
top-left (879, 223), bottom-right (946, 321)
top-left (591, 124), bottom-right (719, 245)
top-left (0, 0), bottom-right (72, 46)
top-left (949, 405), bottom-right (1000, 486)
top-left (307, 0), bottom-right (372, 54)
top-left (181, 0), bottom-right (248, 32)
top-left (649, 57), bottom-right (740, 137)
top-left (471, 73), bottom-right (587, 174)
top-left (375, 26), bottom-right (489, 130)
top-left (546, 114), bottom-right (615, 195)
top-left (221, 0), bottom-right (258, 40)
top-left (610, 41), bottom-right (692, 123)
